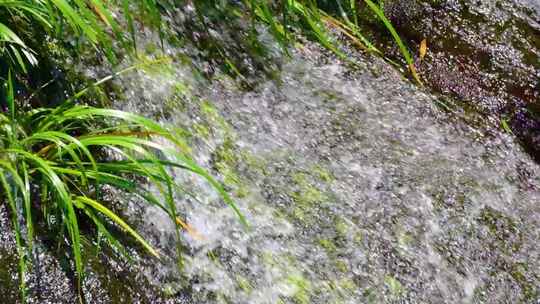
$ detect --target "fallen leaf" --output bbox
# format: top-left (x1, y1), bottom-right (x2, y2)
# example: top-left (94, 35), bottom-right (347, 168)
top-left (419, 39), bottom-right (427, 60)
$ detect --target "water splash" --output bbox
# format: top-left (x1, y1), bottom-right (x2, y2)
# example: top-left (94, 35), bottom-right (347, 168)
top-left (104, 36), bottom-right (540, 303)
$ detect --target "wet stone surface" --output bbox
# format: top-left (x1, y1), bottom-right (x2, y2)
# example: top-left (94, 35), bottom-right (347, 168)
top-left (0, 201), bottom-right (173, 303)
top-left (363, 0), bottom-right (540, 160)
top-left (112, 41), bottom-right (538, 303)
top-left (0, 4), bottom-right (539, 302)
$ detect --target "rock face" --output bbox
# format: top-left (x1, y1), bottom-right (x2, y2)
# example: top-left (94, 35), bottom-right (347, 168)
top-left (1, 2), bottom-right (539, 303)
top-left (372, 0), bottom-right (539, 160)
top-left (109, 40), bottom-right (539, 303)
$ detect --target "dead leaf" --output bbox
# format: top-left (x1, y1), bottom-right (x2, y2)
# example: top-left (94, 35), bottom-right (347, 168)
top-left (419, 39), bottom-right (427, 61)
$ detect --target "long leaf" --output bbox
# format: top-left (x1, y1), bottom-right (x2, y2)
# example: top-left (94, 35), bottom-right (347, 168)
top-left (363, 0), bottom-right (422, 84)
top-left (74, 196), bottom-right (159, 258)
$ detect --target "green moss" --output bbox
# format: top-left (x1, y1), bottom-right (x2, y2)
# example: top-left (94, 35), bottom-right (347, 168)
top-left (478, 207), bottom-right (522, 253)
top-left (292, 208), bottom-right (308, 223)
top-left (234, 186), bottom-right (250, 199)
top-left (260, 252), bottom-right (298, 271)
top-left (200, 100), bottom-right (231, 133)
top-left (338, 278), bottom-right (356, 291)
top-left (318, 239), bottom-right (338, 254)
top-left (192, 123), bottom-right (211, 139)
top-left (236, 275), bottom-right (253, 293)
top-left (163, 83), bottom-right (190, 115)
top-left (261, 254), bottom-right (315, 303)
top-left (334, 217), bottom-right (349, 237)
top-left (509, 263), bottom-right (538, 301)
top-left (291, 172), bottom-right (308, 186)
top-left (335, 260), bottom-right (349, 273)
top-left (321, 278), bottom-right (357, 302)
top-left (287, 274), bottom-right (312, 304)
top-left (201, 100), bottom-right (219, 120)
top-left (275, 165), bottom-right (337, 224)
top-left (311, 165), bottom-right (334, 183)
top-left (292, 184), bottom-right (323, 205)
top-left (241, 150), bottom-right (269, 175)
top-left (162, 284), bottom-right (177, 297)
top-left (217, 292), bottom-right (233, 304)
top-left (354, 232), bottom-right (363, 245)
top-left (214, 138), bottom-right (237, 165)
top-left (396, 228), bottom-right (414, 247)
top-left (261, 251), bottom-right (276, 267)
top-left (211, 137), bottom-right (251, 198)
top-left (289, 172), bottom-right (326, 222)
top-left (187, 98), bottom-right (262, 199)
top-left (317, 90), bottom-right (343, 103)
top-left (399, 232), bottom-right (414, 246)
top-left (362, 287), bottom-right (378, 303)
top-left (273, 209), bottom-right (287, 219)
top-left (207, 250), bottom-right (219, 264)
top-left (198, 101), bottom-right (265, 196)
top-left (384, 275), bottom-right (404, 297)
top-left (83, 244), bottom-right (162, 302)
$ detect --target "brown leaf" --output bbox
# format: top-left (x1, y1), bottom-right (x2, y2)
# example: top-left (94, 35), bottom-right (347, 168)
top-left (419, 39), bottom-right (427, 61)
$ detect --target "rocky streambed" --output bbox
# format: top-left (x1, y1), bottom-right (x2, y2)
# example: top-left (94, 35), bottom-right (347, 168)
top-left (0, 1), bottom-right (539, 303)
top-left (365, 0), bottom-right (539, 159)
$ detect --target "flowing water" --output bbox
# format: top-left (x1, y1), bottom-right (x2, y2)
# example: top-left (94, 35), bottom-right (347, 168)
top-left (0, 1), bottom-right (539, 303)
top-left (108, 40), bottom-right (539, 302)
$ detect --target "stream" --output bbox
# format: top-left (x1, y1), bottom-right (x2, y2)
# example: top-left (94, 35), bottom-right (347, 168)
top-left (0, 0), bottom-right (539, 303)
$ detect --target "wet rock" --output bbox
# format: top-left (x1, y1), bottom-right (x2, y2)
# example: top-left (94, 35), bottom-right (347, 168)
top-left (2, 5), bottom-right (539, 302)
top-left (363, 0), bottom-right (540, 160)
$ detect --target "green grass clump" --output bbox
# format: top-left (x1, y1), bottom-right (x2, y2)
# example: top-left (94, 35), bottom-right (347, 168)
top-left (0, 71), bottom-right (244, 302)
top-left (0, 0), bottom-right (164, 72)
top-left (245, 0), bottom-right (420, 82)
top-left (1, 1), bottom-right (417, 81)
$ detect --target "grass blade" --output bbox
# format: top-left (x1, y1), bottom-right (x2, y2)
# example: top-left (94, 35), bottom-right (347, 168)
top-left (74, 196), bottom-right (159, 258)
top-left (363, 0), bottom-right (422, 84)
